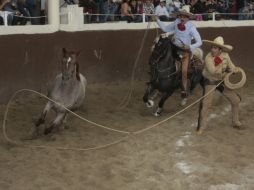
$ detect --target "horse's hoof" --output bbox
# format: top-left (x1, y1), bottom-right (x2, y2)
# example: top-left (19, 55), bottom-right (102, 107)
top-left (233, 125), bottom-right (245, 130)
top-left (180, 98), bottom-right (187, 106)
top-left (154, 108), bottom-right (162, 117)
top-left (146, 100), bottom-right (154, 108)
top-left (154, 112), bottom-right (161, 117)
top-left (196, 129), bottom-right (203, 135)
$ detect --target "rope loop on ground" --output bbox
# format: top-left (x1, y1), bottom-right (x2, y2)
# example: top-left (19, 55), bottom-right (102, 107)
top-left (2, 80), bottom-right (223, 151)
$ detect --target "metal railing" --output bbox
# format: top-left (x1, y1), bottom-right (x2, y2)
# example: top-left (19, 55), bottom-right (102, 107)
top-left (79, 12), bottom-right (254, 24)
top-left (0, 11), bottom-right (47, 26)
top-left (1, 11), bottom-right (254, 27)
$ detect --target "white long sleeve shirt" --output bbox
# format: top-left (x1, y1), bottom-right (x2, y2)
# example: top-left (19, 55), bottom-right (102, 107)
top-left (155, 5), bottom-right (170, 17)
top-left (157, 18), bottom-right (202, 52)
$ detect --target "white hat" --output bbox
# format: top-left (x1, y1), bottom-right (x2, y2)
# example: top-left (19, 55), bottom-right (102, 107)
top-left (203, 36), bottom-right (233, 52)
top-left (176, 5), bottom-right (194, 18)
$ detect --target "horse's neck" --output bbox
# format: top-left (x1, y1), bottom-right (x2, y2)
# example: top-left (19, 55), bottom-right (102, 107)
top-left (60, 76), bottom-right (80, 91)
top-left (160, 48), bottom-right (174, 69)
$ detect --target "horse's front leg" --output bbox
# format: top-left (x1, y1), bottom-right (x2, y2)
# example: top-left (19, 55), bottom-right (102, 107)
top-left (35, 101), bottom-right (53, 127)
top-left (25, 101), bottom-right (53, 139)
top-left (44, 112), bottom-right (67, 135)
top-left (154, 91), bottom-right (173, 116)
top-left (143, 83), bottom-right (157, 108)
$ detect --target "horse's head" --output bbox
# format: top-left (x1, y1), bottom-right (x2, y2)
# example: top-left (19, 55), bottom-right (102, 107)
top-left (149, 36), bottom-right (175, 70)
top-left (62, 48), bottom-right (80, 81)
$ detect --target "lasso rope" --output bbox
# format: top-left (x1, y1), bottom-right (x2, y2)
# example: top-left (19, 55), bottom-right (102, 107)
top-left (118, 21), bottom-right (155, 109)
top-left (2, 80), bottom-right (223, 151)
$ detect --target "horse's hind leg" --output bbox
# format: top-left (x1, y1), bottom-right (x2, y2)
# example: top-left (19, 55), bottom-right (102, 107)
top-left (44, 112), bottom-right (66, 135)
top-left (154, 91), bottom-right (173, 116)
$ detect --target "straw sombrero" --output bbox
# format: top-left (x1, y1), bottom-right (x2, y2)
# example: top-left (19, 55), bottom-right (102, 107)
top-left (176, 5), bottom-right (194, 18)
top-left (203, 36), bottom-right (233, 52)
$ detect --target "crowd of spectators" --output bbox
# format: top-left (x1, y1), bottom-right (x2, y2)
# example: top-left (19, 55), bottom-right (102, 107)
top-left (1, 0), bottom-right (254, 25)
top-left (73, 0), bottom-right (254, 23)
top-left (0, 0), bottom-right (47, 25)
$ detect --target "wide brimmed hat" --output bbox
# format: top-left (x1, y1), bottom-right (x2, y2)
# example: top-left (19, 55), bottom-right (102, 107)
top-left (203, 36), bottom-right (233, 52)
top-left (176, 6), bottom-right (194, 18)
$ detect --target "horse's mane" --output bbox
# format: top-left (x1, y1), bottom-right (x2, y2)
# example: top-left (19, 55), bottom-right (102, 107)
top-left (151, 34), bottom-right (173, 52)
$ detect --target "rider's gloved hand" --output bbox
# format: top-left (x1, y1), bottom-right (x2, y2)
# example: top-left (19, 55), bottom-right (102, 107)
top-left (223, 66), bottom-right (231, 73)
top-left (182, 45), bottom-right (190, 50)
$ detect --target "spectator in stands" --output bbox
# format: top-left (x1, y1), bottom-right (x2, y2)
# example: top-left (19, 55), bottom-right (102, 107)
top-left (166, 2), bottom-right (177, 21)
top-left (144, 0), bottom-right (155, 21)
top-left (136, 0), bottom-right (144, 22)
top-left (17, 0), bottom-right (40, 25)
top-left (248, 2), bottom-right (254, 20)
top-left (40, 0), bottom-right (47, 24)
top-left (104, 0), bottom-right (120, 21)
top-left (215, 0), bottom-right (227, 20)
top-left (172, 0), bottom-right (181, 11)
top-left (238, 0), bottom-right (253, 20)
top-left (0, 0), bottom-right (12, 25)
top-left (96, 0), bottom-right (108, 22)
top-left (203, 0), bottom-right (217, 20)
top-left (190, 0), bottom-right (206, 20)
top-left (79, 0), bottom-right (97, 23)
top-left (227, 0), bottom-right (237, 20)
top-left (128, 0), bottom-right (143, 22)
top-left (26, 0), bottom-right (40, 24)
top-left (155, 0), bottom-right (170, 21)
top-left (0, 0), bottom-right (26, 25)
top-left (216, 0), bottom-right (227, 13)
top-left (129, 0), bottom-right (137, 17)
top-left (205, 0), bottom-right (217, 12)
top-left (120, 0), bottom-right (135, 22)
top-left (154, 0), bottom-right (160, 8)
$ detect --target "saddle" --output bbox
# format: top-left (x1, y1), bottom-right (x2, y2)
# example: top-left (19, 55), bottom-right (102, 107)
top-left (174, 49), bottom-right (204, 75)
top-left (189, 55), bottom-right (204, 74)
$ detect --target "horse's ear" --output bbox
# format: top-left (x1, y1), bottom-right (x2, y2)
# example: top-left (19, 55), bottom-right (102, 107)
top-left (62, 48), bottom-right (67, 56)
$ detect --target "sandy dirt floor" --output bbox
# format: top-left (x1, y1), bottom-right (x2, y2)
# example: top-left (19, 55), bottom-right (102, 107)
top-left (0, 70), bottom-right (254, 190)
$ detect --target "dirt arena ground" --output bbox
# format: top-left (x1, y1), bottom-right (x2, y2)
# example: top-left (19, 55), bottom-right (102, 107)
top-left (0, 69), bottom-right (254, 190)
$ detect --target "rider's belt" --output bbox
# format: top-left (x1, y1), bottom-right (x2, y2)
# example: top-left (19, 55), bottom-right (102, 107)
top-left (171, 38), bottom-right (191, 53)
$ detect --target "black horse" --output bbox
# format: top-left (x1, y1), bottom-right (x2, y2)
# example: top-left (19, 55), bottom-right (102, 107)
top-left (143, 36), bottom-right (204, 116)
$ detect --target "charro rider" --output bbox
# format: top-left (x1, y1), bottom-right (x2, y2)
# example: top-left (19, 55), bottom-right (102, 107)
top-left (197, 36), bottom-right (245, 134)
top-left (155, 6), bottom-right (202, 106)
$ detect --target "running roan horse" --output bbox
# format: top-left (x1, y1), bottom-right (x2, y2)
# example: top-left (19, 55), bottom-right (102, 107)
top-left (34, 48), bottom-right (87, 136)
top-left (143, 36), bottom-right (204, 116)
